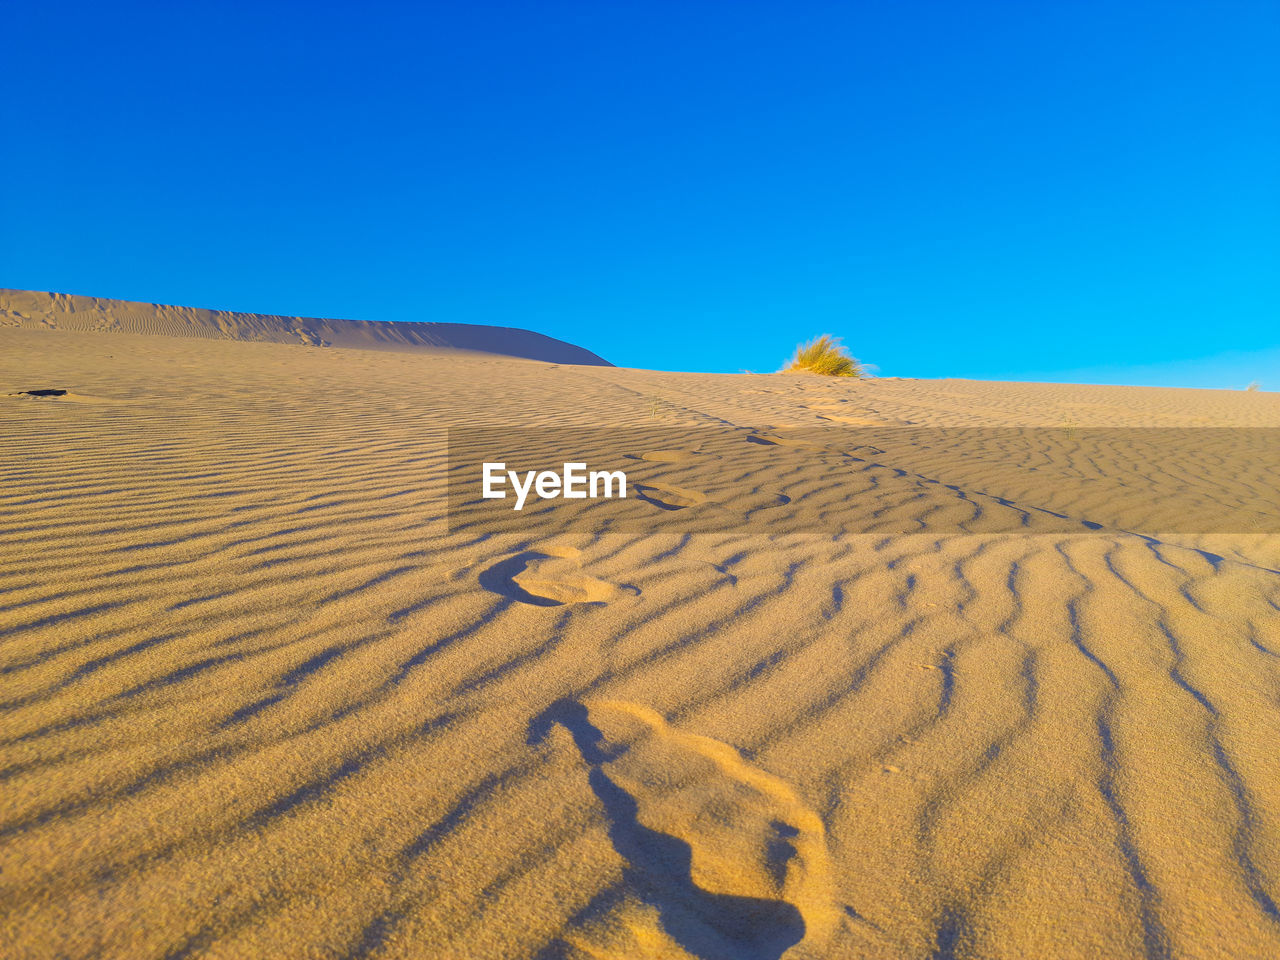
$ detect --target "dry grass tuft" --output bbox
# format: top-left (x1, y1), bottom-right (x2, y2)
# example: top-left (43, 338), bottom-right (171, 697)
top-left (785, 335), bottom-right (862, 377)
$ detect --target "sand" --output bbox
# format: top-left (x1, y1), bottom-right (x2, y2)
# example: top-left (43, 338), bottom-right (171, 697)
top-left (2, 297), bottom-right (1279, 959)
top-left (0, 290), bottom-right (612, 365)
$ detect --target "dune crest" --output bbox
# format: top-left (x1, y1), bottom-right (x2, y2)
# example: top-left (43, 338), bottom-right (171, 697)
top-left (0, 288), bottom-right (612, 365)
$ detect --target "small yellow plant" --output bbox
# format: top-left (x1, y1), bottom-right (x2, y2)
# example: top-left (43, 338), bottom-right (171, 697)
top-left (648, 395), bottom-right (670, 418)
top-left (786, 335), bottom-right (862, 377)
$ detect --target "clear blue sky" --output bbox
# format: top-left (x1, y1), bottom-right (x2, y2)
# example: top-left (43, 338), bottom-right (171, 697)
top-left (5, 2), bottom-right (1278, 387)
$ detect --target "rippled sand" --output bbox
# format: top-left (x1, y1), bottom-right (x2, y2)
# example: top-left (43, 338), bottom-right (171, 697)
top-left (3, 317), bottom-right (1279, 959)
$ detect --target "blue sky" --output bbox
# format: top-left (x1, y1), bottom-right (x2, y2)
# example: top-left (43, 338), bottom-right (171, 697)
top-left (5, 2), bottom-right (1277, 387)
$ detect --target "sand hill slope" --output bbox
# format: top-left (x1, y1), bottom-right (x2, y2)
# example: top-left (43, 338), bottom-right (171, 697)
top-left (0, 289), bottom-right (612, 365)
top-left (2, 325), bottom-right (1279, 960)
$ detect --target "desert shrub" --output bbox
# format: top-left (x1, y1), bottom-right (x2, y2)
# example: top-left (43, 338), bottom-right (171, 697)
top-left (786, 335), bottom-right (862, 377)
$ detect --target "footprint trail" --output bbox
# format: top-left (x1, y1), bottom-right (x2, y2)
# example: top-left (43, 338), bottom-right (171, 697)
top-left (530, 699), bottom-right (838, 959)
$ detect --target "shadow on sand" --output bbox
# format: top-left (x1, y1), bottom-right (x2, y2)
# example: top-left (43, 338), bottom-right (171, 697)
top-left (529, 700), bottom-right (805, 960)
top-left (478, 552), bottom-right (565, 606)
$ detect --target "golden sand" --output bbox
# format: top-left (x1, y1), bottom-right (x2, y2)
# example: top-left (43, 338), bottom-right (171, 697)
top-left (2, 299), bottom-right (1279, 959)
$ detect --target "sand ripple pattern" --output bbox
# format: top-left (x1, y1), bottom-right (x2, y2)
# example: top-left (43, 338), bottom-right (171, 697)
top-left (2, 325), bottom-right (1280, 958)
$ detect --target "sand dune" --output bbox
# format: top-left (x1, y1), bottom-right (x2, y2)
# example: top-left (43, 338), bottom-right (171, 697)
top-left (0, 290), bottom-right (612, 365)
top-left (2, 316), bottom-right (1280, 959)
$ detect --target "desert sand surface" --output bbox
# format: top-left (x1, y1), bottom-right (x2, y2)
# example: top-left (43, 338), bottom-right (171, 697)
top-left (2, 299), bottom-right (1280, 960)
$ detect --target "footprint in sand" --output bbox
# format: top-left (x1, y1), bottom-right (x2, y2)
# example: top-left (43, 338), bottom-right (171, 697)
top-left (744, 433), bottom-right (828, 452)
top-left (630, 449), bottom-right (707, 463)
top-left (800, 401), bottom-right (847, 411)
top-left (817, 414), bottom-right (885, 426)
top-left (478, 546), bottom-right (636, 607)
top-left (530, 699), bottom-right (838, 960)
top-left (634, 483), bottom-right (710, 511)
top-left (793, 402), bottom-right (909, 428)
